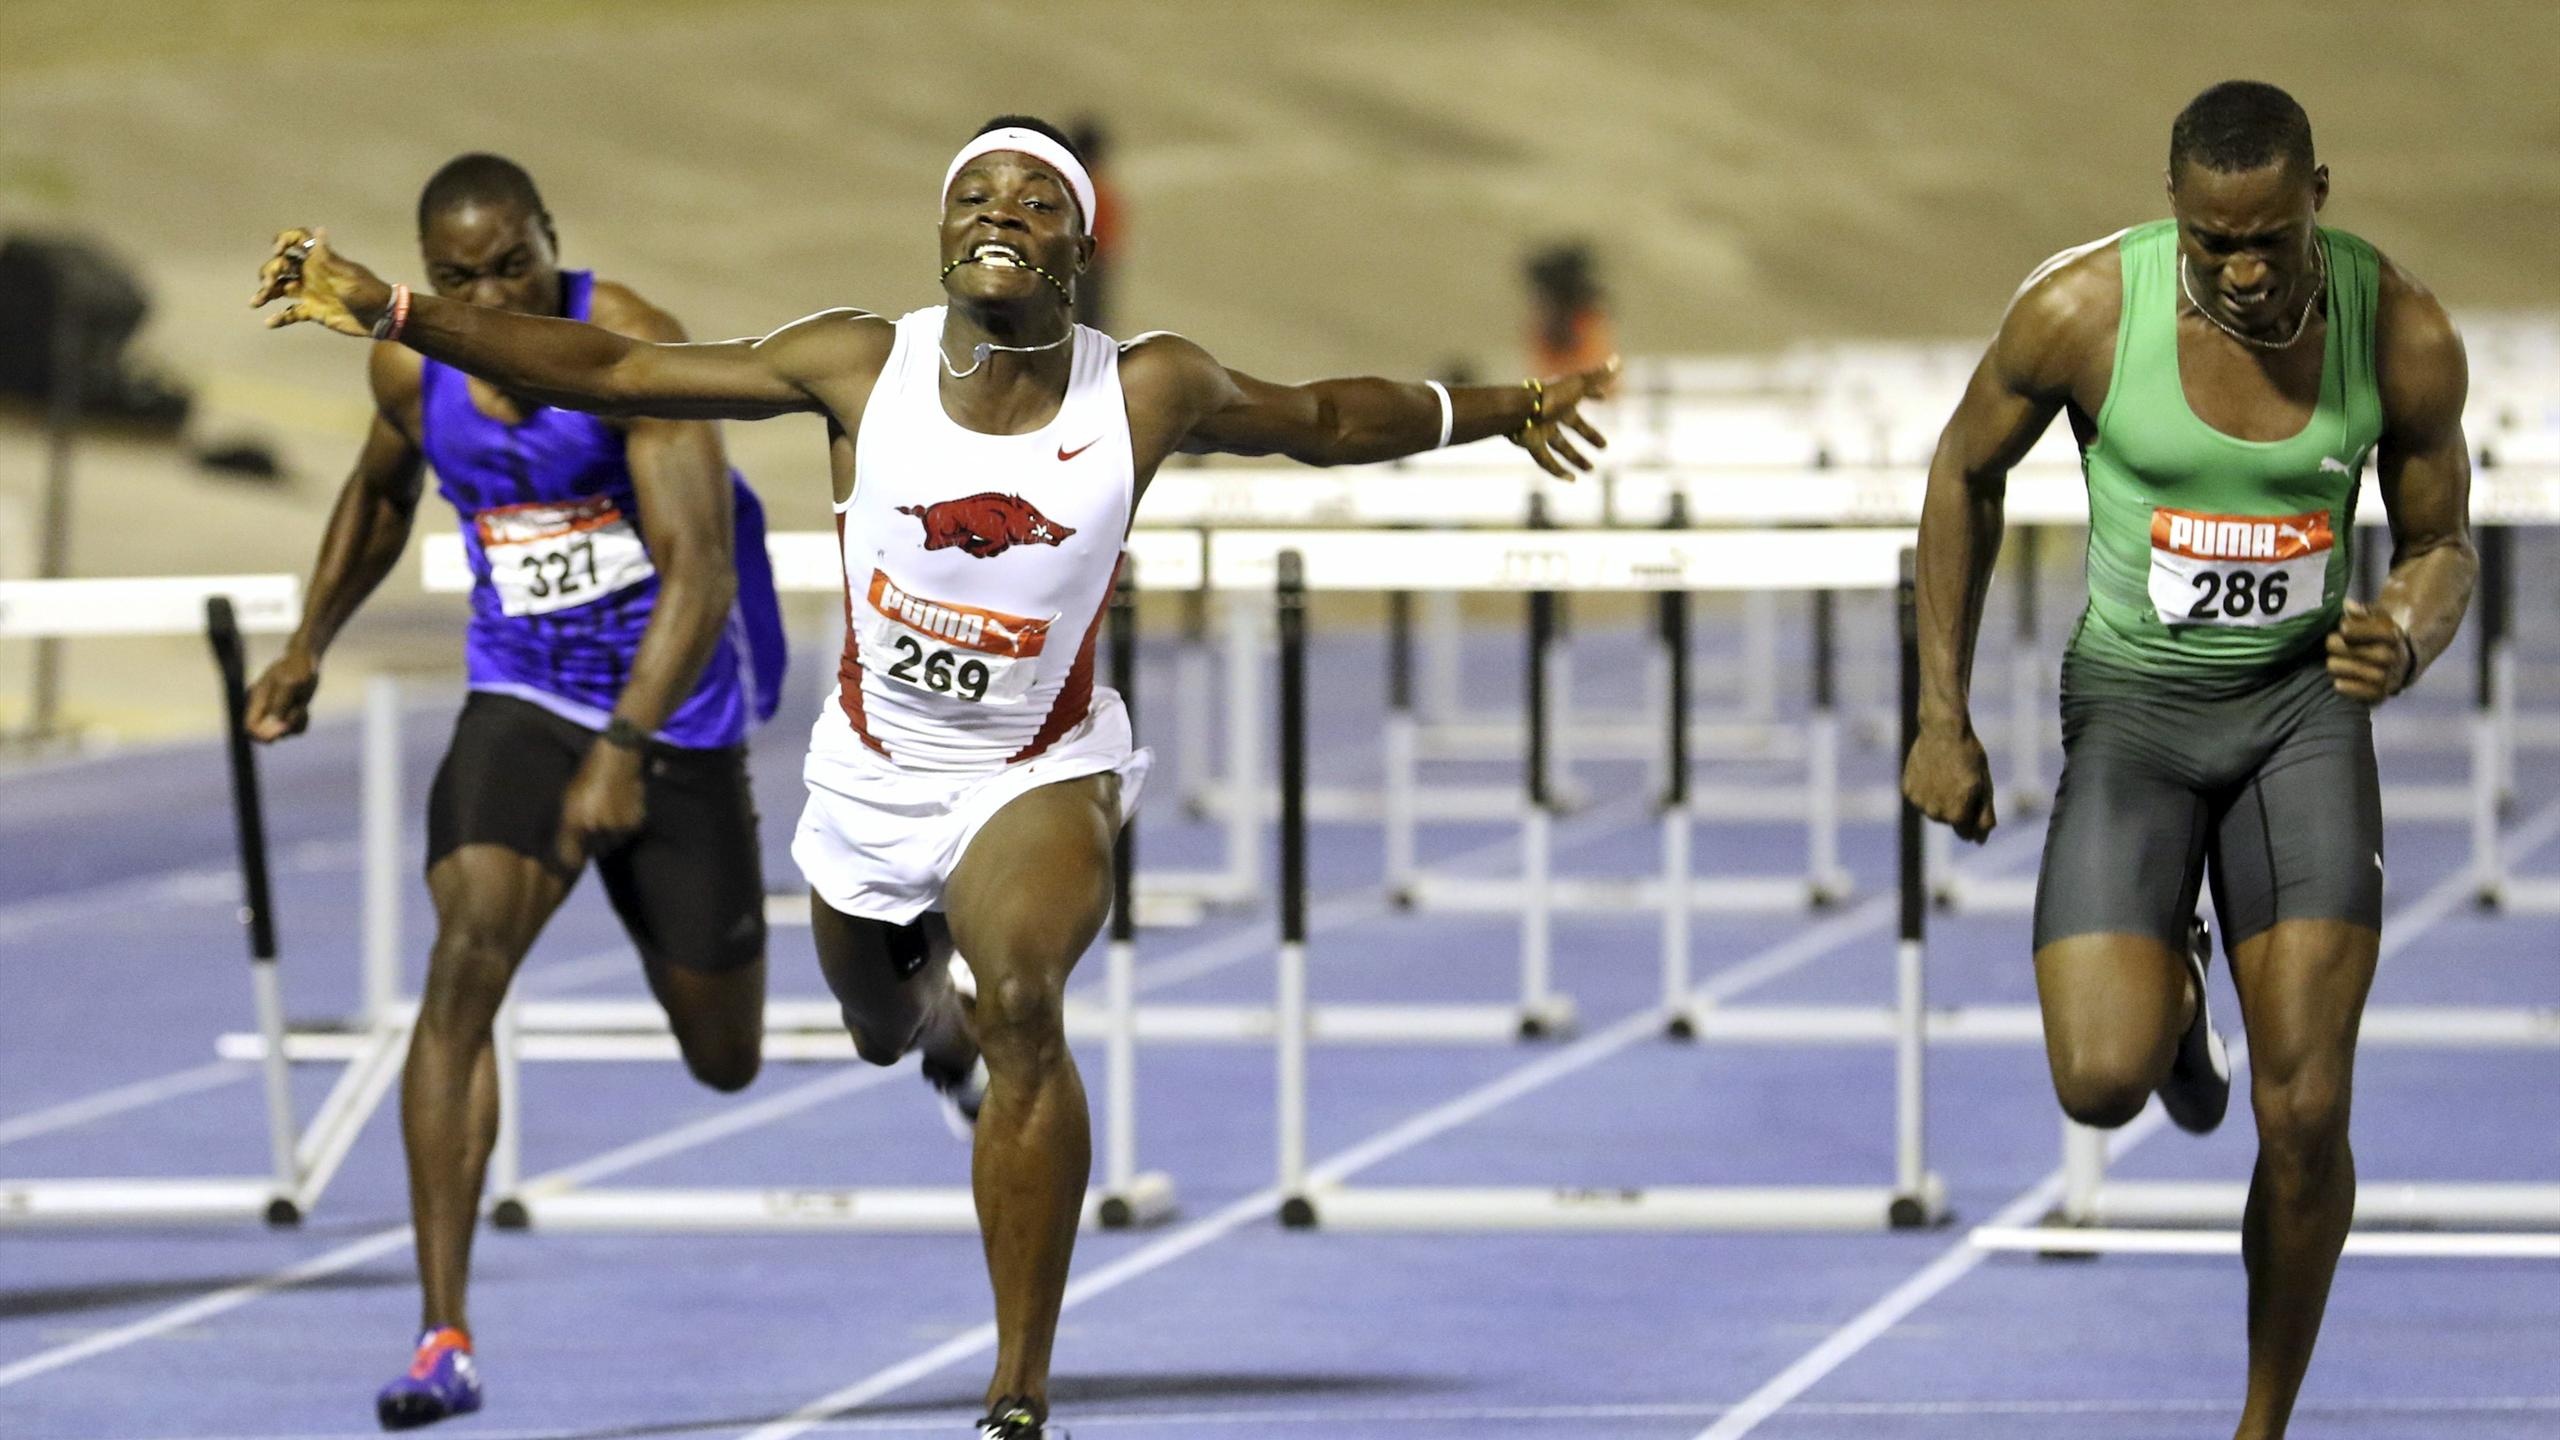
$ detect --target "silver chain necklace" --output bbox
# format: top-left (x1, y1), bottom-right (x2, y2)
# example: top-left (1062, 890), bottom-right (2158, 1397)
top-left (2179, 241), bottom-right (2327, 351)
top-left (937, 317), bottom-right (1073, 379)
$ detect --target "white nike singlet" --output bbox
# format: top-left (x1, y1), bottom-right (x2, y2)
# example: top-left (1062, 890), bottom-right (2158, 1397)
top-left (813, 306), bottom-right (1135, 775)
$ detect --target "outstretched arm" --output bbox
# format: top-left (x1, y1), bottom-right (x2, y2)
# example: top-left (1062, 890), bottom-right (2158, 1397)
top-left (1126, 334), bottom-right (1617, 478)
top-left (252, 227), bottom-right (856, 421)
top-left (2330, 261), bottom-right (2475, 703)
top-left (244, 343), bottom-right (427, 741)
top-left (1905, 246), bottom-right (2109, 842)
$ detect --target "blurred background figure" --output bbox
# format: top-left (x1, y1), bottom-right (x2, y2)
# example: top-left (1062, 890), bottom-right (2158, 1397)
top-left (1524, 241), bottom-right (1614, 377)
top-left (1068, 116), bottom-right (1124, 333)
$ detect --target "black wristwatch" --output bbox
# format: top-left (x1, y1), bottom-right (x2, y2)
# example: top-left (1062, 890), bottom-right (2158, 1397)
top-left (602, 717), bottom-right (649, 752)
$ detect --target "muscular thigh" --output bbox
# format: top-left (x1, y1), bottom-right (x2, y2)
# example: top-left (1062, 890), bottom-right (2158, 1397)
top-left (943, 774), bottom-right (1119, 979)
top-left (595, 741), bottom-right (768, 974)
top-left (2033, 695), bottom-right (2212, 957)
top-left (2207, 678), bottom-right (2383, 952)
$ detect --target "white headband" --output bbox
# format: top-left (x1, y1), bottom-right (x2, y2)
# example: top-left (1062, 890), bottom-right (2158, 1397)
top-left (942, 128), bottom-right (1097, 237)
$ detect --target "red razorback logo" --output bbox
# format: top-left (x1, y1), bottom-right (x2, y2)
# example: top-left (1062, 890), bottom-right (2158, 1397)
top-left (898, 493), bottom-right (1078, 558)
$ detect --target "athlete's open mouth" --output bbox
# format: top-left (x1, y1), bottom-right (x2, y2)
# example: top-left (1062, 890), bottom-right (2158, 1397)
top-left (967, 243), bottom-right (1028, 271)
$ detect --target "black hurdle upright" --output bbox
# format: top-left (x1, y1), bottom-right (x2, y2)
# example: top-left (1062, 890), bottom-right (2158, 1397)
top-left (1890, 549), bottom-right (1934, 1228)
top-left (1275, 549), bottom-right (1318, 1226)
top-left (1525, 490), bottom-right (1565, 809)
top-left (1384, 579), bottom-right (1418, 905)
top-left (1517, 506), bottom-right (1563, 1040)
top-left (1099, 561), bottom-right (1146, 1226)
top-left (2010, 523), bottom-right (2043, 803)
top-left (2475, 493), bottom-right (2515, 907)
top-left (1661, 494), bottom-right (1699, 1038)
top-left (205, 596), bottom-right (302, 1226)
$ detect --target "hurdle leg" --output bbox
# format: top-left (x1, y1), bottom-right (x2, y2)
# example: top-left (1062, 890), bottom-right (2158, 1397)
top-left (1420, 589), bottom-right (1464, 725)
top-left (1383, 590), bottom-right (1419, 902)
top-left (1807, 589), bottom-right (1846, 904)
top-left (2006, 526), bottom-right (2045, 808)
top-left (1100, 565), bottom-right (1173, 1227)
top-left (1274, 551), bottom-right (1316, 1226)
top-left (1520, 585), bottom-right (1560, 1036)
top-left (1176, 585), bottom-right (1214, 817)
top-left (488, 994), bottom-right (525, 1224)
top-left (363, 674), bottom-right (405, 1029)
top-left (1219, 589), bottom-right (1264, 892)
top-left (1661, 584), bottom-right (1694, 1032)
top-left (1891, 560), bottom-right (1942, 1227)
top-left (1740, 589), bottom-right (1779, 721)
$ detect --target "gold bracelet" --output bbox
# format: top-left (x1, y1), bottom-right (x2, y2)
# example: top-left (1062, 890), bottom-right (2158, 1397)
top-left (1519, 377), bottom-right (1545, 440)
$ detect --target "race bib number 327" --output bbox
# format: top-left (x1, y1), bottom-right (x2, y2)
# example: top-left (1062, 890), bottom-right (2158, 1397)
top-left (477, 496), bottom-right (656, 617)
top-left (860, 570), bottom-right (1054, 705)
top-left (2148, 507), bottom-right (2332, 629)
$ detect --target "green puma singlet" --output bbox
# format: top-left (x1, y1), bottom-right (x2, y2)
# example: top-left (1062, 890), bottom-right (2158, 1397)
top-left (2070, 220), bottom-right (2384, 691)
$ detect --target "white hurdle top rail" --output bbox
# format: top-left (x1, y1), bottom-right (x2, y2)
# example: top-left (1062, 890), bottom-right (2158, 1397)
top-left (1207, 527), bottom-right (1914, 593)
top-left (0, 574), bottom-right (302, 639)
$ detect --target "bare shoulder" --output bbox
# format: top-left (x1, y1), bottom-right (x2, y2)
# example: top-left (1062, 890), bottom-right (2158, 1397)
top-left (2004, 234), bottom-right (2122, 353)
top-left (1114, 329), bottom-right (1223, 405)
top-left (365, 338), bottom-right (425, 432)
top-left (2374, 251), bottom-right (2465, 370)
top-left (586, 278), bottom-right (690, 343)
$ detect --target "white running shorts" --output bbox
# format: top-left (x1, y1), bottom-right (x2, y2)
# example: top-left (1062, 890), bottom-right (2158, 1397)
top-left (792, 688), bottom-right (1152, 925)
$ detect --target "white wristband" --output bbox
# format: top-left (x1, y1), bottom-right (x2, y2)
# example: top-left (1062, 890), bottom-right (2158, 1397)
top-left (1425, 380), bottom-right (1454, 450)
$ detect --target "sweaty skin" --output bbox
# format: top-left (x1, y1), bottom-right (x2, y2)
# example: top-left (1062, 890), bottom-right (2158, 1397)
top-left (1901, 154), bottom-right (2472, 1440)
top-left (253, 148), bottom-right (1614, 1423)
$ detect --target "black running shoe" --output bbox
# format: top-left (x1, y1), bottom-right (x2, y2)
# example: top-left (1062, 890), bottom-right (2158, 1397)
top-left (2158, 916), bottom-right (2232, 1134)
top-left (976, 1398), bottom-right (1054, 1438)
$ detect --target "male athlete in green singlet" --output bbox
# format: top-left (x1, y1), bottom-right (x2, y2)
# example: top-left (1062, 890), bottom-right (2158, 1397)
top-left (1903, 82), bottom-right (2475, 1439)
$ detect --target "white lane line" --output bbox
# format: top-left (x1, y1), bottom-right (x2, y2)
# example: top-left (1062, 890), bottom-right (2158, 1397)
top-left (0, 1063), bottom-right (247, 1150)
top-left (0, 943), bottom-right (640, 1152)
top-left (1683, 797), bottom-right (2559, 1440)
top-left (0, 838), bottom-right (356, 943)
top-left (0, 1225), bottom-right (416, 1392)
top-left (731, 839), bottom-right (2049, 1440)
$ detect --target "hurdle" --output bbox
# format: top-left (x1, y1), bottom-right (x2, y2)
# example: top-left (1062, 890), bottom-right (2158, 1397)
top-left (2470, 444), bottom-right (2560, 911)
top-left (476, 560), bottom-right (1178, 1232)
top-left (1258, 528), bottom-right (1950, 1231)
top-left (0, 574), bottom-right (402, 1227)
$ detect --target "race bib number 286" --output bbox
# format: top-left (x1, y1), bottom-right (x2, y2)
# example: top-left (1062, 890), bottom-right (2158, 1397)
top-left (2148, 507), bottom-right (2331, 628)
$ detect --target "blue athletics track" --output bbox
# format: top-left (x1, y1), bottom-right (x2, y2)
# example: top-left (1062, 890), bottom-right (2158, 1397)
top-left (4, 570), bottom-right (2558, 1440)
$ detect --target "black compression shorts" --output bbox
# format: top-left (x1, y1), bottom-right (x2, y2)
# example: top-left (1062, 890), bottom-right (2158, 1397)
top-left (2031, 650), bottom-right (2384, 957)
top-left (426, 691), bottom-right (767, 973)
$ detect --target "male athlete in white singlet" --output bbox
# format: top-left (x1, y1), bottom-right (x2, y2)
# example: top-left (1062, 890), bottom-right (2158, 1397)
top-left (256, 114), bottom-right (1614, 1439)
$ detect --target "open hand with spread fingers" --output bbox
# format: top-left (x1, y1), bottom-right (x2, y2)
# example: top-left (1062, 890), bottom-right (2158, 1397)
top-left (1510, 355), bottom-right (1620, 479)
top-left (250, 227), bottom-right (396, 338)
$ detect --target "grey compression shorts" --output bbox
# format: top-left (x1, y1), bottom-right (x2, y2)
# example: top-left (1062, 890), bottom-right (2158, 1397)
top-left (2030, 650), bottom-right (2384, 956)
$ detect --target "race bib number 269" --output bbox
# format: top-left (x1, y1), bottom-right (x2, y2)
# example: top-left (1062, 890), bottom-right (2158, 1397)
top-left (859, 570), bottom-right (1054, 706)
top-left (2148, 507), bottom-right (2332, 628)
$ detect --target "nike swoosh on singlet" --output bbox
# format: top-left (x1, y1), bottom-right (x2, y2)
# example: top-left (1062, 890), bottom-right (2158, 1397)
top-left (1057, 438), bottom-right (1099, 462)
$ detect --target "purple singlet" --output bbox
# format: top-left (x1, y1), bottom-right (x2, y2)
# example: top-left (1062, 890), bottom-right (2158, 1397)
top-left (418, 270), bottom-right (785, 749)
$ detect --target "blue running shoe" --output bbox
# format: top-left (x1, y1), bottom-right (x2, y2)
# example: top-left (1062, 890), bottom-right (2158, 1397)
top-left (377, 1326), bottom-right (481, 1431)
